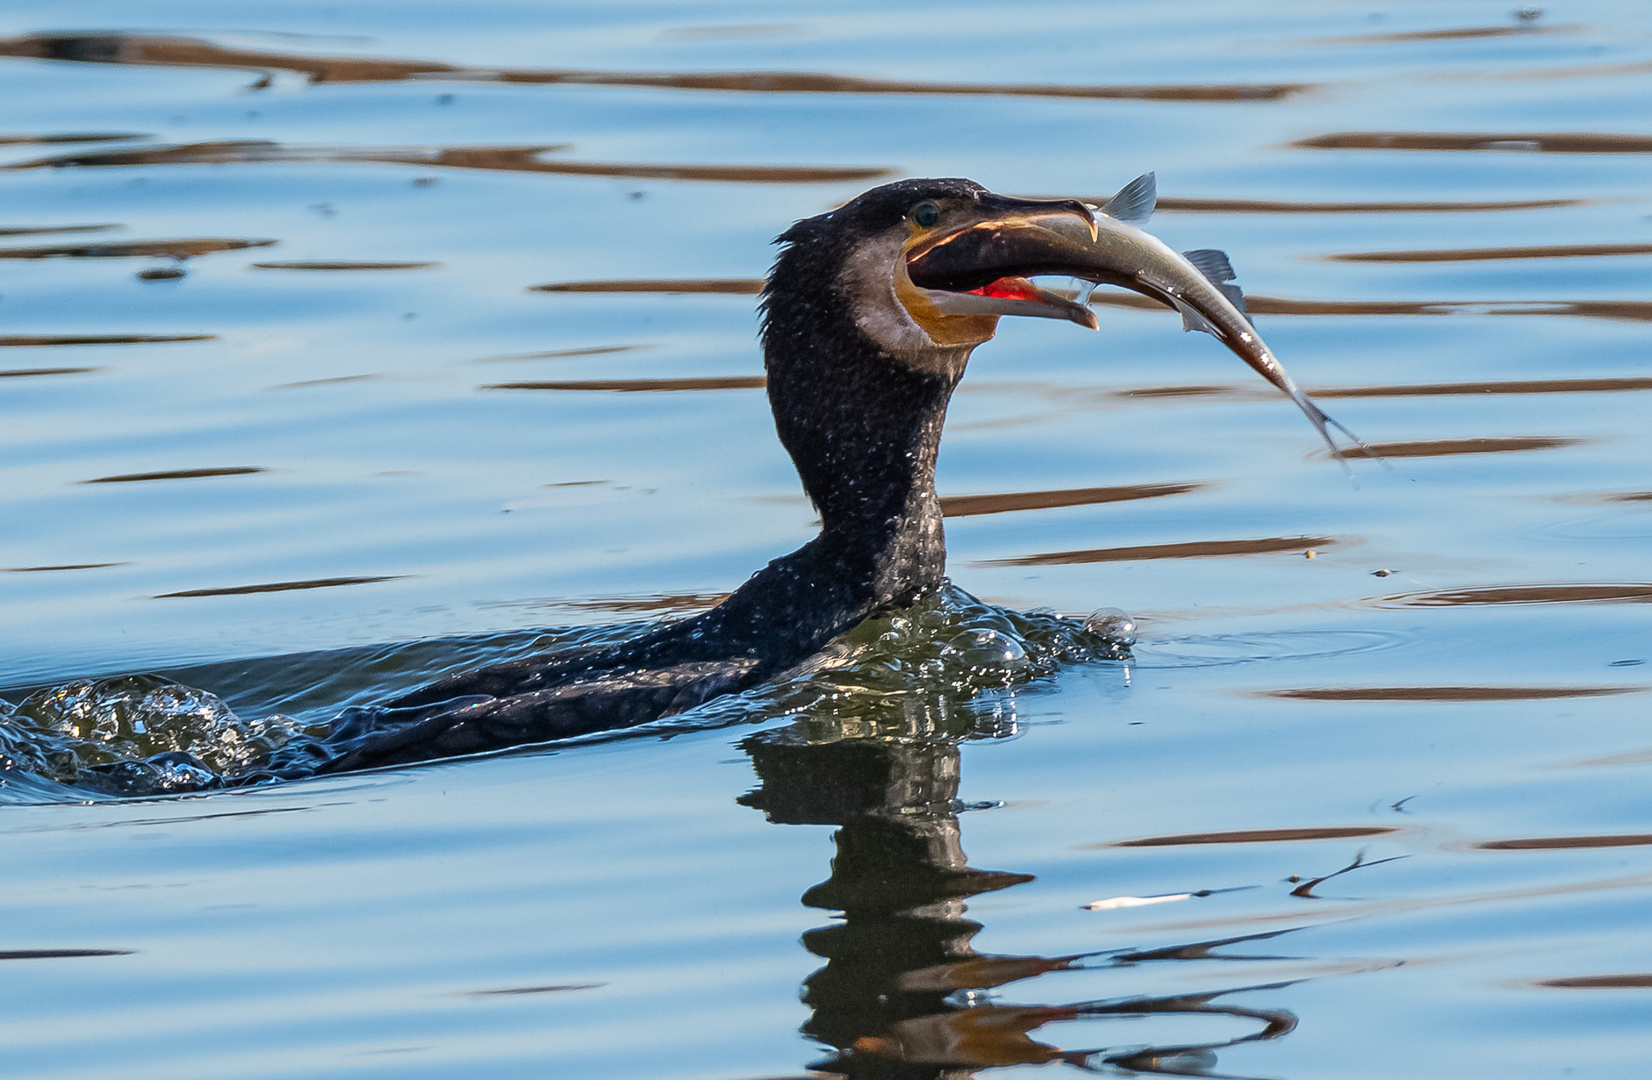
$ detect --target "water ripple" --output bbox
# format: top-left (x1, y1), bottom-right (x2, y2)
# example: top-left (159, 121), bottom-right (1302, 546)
top-left (0, 32), bottom-right (1311, 101)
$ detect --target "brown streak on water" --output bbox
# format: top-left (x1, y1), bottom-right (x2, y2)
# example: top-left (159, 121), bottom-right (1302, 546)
top-left (459, 982), bottom-right (606, 997)
top-left (1293, 131), bottom-right (1652, 153)
top-left (1117, 383), bottom-right (1231, 398)
top-left (1245, 295), bottom-right (1473, 317)
top-left (483, 377), bottom-right (765, 392)
top-left (1393, 584), bottom-right (1652, 606)
top-left (532, 278), bottom-right (765, 294)
top-left (471, 345), bottom-right (646, 363)
top-left (515, 160), bottom-right (891, 183)
top-left (1495, 301), bottom-right (1652, 322)
top-left (3, 563), bottom-right (126, 573)
top-left (0, 949), bottom-right (135, 960)
top-left (0, 333), bottom-right (215, 346)
top-left (496, 67), bottom-right (1309, 101)
top-left (1314, 377), bottom-right (1652, 398)
top-left (0, 223), bottom-right (121, 236)
top-left (0, 366), bottom-right (100, 378)
top-left (938, 483), bottom-right (1203, 517)
top-left (251, 260), bottom-right (439, 271)
top-left (7, 140), bottom-right (891, 184)
top-left (1479, 834), bottom-right (1652, 851)
top-left (1328, 242), bottom-right (1652, 263)
top-left (1265, 686), bottom-right (1642, 702)
top-left (1310, 24), bottom-right (1584, 45)
top-left (1534, 974), bottom-right (1652, 989)
top-left (155, 576), bottom-right (404, 598)
top-left (0, 33), bottom-right (1309, 101)
top-left (981, 536), bottom-right (1334, 567)
top-left (4, 140), bottom-right (562, 169)
top-left (81, 467), bottom-right (267, 484)
top-left (269, 375), bottom-right (379, 390)
top-left (1348, 437), bottom-right (1579, 458)
top-left (0, 131), bottom-right (144, 145)
top-left (1104, 827), bottom-right (1397, 848)
top-left (0, 237), bottom-right (276, 259)
top-left (0, 34), bottom-right (458, 82)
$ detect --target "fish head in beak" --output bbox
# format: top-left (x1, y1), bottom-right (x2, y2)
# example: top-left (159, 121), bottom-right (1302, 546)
top-left (894, 191), bottom-right (1104, 340)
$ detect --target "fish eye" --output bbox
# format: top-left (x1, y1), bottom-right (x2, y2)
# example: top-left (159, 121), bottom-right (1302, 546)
top-left (911, 201), bottom-right (941, 228)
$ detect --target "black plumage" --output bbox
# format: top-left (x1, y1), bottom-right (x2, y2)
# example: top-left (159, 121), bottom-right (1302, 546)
top-left (315, 181), bottom-right (990, 773)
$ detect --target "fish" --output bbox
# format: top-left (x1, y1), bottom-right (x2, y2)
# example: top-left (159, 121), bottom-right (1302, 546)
top-left (906, 171), bottom-right (1373, 463)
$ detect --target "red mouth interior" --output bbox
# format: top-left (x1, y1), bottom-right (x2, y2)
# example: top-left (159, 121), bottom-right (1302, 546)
top-left (968, 276), bottom-right (1045, 301)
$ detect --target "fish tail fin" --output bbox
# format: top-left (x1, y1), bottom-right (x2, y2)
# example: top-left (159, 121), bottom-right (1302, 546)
top-left (1290, 387), bottom-right (1387, 478)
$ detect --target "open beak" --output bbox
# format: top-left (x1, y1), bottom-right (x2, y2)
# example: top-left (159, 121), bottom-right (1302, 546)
top-left (905, 195), bottom-right (1106, 330)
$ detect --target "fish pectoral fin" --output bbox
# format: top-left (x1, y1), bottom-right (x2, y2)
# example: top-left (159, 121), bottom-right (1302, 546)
top-left (1182, 248), bottom-right (1252, 322)
top-left (1102, 171), bottom-right (1156, 224)
top-left (1175, 299), bottom-right (1222, 336)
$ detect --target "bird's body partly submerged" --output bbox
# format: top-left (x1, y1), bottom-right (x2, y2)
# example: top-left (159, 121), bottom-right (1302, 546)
top-left (314, 176), bottom-right (1355, 775)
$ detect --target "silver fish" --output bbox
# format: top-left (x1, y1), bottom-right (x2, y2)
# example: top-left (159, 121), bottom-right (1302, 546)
top-left (907, 171), bottom-right (1371, 462)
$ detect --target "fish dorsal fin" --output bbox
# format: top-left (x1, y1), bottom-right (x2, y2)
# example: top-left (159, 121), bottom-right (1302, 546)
top-left (1182, 248), bottom-right (1234, 283)
top-left (1102, 171), bottom-right (1156, 224)
top-left (1182, 247), bottom-right (1251, 322)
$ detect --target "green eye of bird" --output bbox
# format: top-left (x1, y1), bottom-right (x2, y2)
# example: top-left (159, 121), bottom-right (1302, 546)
top-left (912, 201), bottom-right (940, 228)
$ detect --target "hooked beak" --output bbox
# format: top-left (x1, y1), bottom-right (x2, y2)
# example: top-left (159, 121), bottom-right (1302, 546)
top-left (904, 195), bottom-right (1106, 331)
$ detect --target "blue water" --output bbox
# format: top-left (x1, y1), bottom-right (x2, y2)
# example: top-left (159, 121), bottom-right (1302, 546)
top-left (3, 1), bottom-right (1652, 1076)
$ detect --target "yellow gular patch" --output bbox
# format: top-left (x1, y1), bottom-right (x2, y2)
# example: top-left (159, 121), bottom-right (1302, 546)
top-left (895, 229), bottom-right (999, 347)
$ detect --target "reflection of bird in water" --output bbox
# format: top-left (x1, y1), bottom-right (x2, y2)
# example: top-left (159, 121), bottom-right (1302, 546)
top-left (742, 720), bottom-right (1302, 1077)
top-left (317, 175), bottom-right (1350, 774)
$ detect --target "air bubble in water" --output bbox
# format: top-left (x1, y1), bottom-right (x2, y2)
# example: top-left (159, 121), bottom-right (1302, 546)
top-left (1084, 607), bottom-right (1138, 645)
top-left (959, 628), bottom-right (1027, 669)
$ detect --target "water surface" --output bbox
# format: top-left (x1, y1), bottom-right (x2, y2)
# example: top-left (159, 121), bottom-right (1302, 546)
top-left (3, 1), bottom-right (1651, 1077)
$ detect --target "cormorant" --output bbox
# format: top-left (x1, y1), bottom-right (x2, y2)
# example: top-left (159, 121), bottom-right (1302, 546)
top-left (315, 175), bottom-right (1350, 774)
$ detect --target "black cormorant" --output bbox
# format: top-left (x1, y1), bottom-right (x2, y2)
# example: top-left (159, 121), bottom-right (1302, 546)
top-left (315, 176), bottom-right (1350, 774)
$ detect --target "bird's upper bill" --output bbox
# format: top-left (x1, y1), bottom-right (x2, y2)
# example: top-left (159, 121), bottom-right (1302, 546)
top-left (899, 193), bottom-right (1107, 339)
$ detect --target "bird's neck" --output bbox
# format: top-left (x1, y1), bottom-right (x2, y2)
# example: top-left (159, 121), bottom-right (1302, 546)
top-left (625, 312), bottom-right (970, 675)
top-left (767, 311), bottom-right (966, 604)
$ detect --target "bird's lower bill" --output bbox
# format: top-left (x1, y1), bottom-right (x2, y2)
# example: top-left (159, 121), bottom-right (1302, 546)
top-left (924, 275), bottom-right (1100, 330)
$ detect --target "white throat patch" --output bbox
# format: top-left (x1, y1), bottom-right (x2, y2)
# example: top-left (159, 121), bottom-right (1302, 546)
top-left (836, 231), bottom-right (983, 377)
top-left (839, 230), bottom-right (935, 352)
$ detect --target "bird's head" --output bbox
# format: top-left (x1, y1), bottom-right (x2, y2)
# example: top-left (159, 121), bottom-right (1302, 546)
top-left (764, 178), bottom-right (1106, 378)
